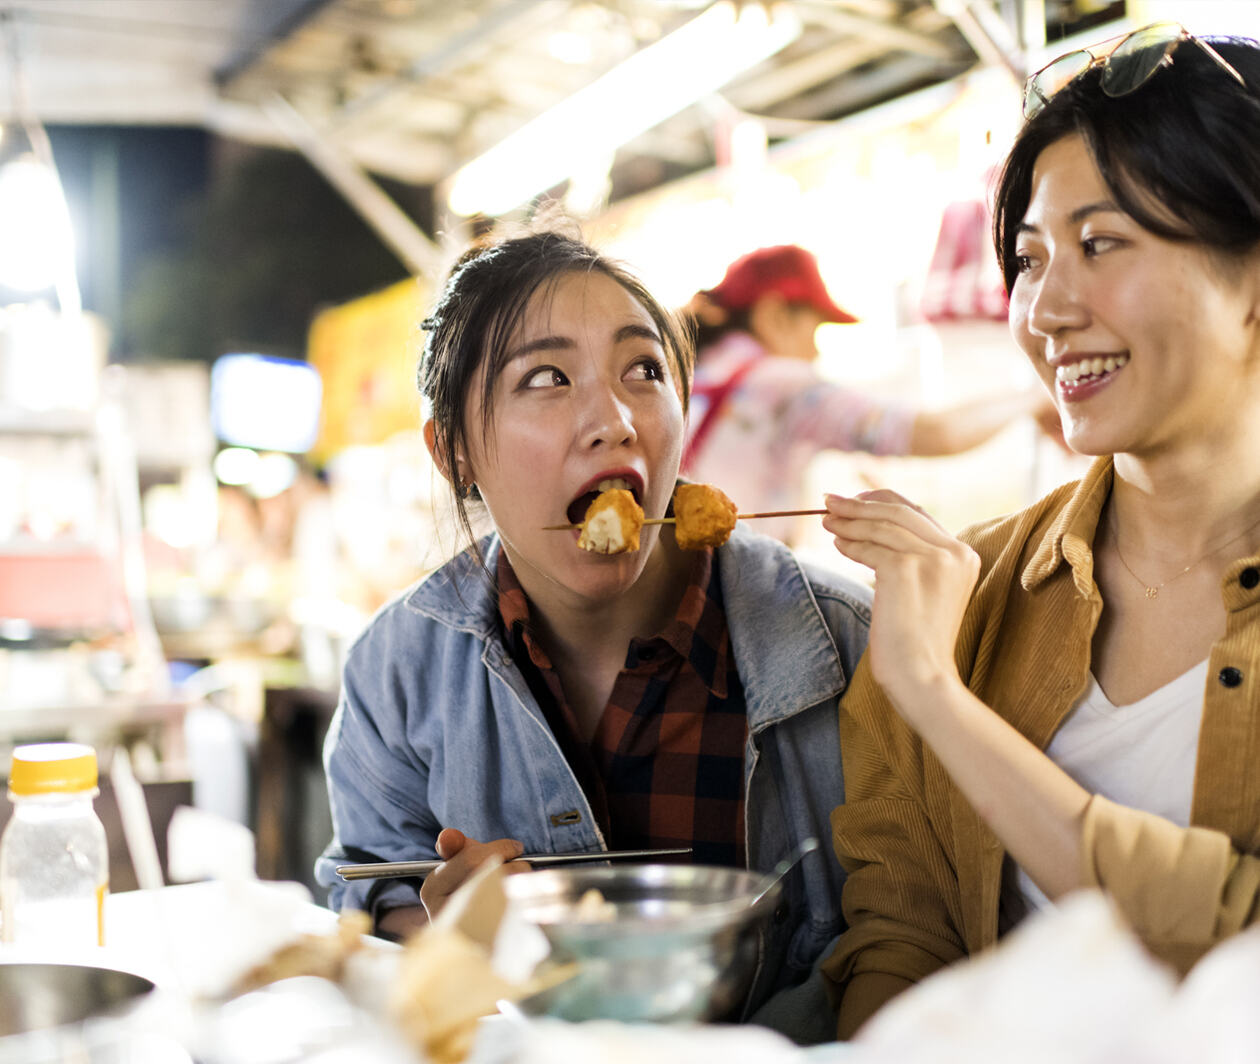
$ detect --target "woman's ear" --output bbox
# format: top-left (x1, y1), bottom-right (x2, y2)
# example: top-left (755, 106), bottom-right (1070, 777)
top-left (424, 419), bottom-right (472, 490)
top-left (423, 419), bottom-right (454, 483)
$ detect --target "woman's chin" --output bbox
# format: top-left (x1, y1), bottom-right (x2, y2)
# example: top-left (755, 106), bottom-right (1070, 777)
top-left (1061, 422), bottom-right (1121, 459)
top-left (566, 557), bottom-right (648, 599)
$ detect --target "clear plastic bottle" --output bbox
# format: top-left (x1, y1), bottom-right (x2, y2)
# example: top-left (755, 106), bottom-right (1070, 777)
top-left (1, 742), bottom-right (109, 948)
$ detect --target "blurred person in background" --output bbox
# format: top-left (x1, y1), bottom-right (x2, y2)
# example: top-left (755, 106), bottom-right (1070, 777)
top-left (316, 231), bottom-right (874, 1040)
top-left (821, 25), bottom-right (1260, 1038)
top-left (682, 244), bottom-right (1054, 545)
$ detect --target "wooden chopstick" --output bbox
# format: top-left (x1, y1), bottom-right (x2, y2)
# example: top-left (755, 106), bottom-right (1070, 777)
top-left (544, 507), bottom-right (827, 531)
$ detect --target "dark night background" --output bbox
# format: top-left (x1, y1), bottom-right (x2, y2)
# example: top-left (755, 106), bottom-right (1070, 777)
top-left (44, 125), bottom-right (434, 365)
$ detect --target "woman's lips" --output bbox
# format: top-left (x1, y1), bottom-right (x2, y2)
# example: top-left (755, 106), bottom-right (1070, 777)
top-left (1055, 353), bottom-right (1129, 402)
top-left (565, 476), bottom-right (638, 526)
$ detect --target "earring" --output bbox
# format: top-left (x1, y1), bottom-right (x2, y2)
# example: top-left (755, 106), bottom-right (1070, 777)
top-left (454, 455), bottom-right (472, 499)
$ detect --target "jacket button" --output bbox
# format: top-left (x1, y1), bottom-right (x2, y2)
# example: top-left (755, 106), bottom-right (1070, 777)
top-left (1241, 567), bottom-right (1260, 590)
top-left (1219, 666), bottom-right (1243, 688)
top-left (773, 903), bottom-right (790, 925)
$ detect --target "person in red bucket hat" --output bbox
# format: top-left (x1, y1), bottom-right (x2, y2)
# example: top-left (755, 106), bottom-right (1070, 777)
top-left (707, 245), bottom-right (859, 326)
top-left (682, 244), bottom-right (1052, 546)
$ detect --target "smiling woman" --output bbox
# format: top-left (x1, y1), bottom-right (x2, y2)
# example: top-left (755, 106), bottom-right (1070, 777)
top-left (313, 230), bottom-right (877, 1041)
top-left (820, 26), bottom-right (1260, 1039)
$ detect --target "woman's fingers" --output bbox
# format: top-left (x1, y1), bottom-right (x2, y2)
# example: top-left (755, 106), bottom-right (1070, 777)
top-left (824, 514), bottom-right (937, 554)
top-left (823, 501), bottom-right (959, 569)
top-left (420, 833), bottom-right (524, 919)
top-left (856, 489), bottom-right (950, 533)
top-left (829, 531), bottom-right (902, 571)
top-left (825, 492), bottom-right (954, 548)
top-left (435, 827), bottom-right (467, 859)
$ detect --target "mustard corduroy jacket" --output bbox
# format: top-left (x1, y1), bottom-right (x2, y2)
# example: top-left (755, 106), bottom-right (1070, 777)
top-left (822, 457), bottom-right (1260, 1038)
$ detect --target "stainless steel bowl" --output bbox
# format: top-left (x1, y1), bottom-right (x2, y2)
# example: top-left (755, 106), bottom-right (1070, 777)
top-left (503, 863), bottom-right (779, 1024)
top-left (0, 963), bottom-right (155, 1063)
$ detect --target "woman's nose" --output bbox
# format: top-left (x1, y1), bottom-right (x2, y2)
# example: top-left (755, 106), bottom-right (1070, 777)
top-left (1021, 256), bottom-right (1089, 339)
top-left (578, 385), bottom-right (637, 449)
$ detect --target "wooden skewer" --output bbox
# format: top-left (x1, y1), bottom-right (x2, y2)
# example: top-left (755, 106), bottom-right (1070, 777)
top-left (735, 508), bottom-right (829, 521)
top-left (543, 507), bottom-right (827, 531)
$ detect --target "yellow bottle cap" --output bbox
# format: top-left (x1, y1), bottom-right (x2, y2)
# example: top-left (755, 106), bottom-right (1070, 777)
top-left (8, 743), bottom-right (98, 796)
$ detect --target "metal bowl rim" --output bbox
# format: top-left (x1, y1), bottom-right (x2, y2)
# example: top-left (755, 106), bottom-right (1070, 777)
top-left (502, 861), bottom-right (780, 933)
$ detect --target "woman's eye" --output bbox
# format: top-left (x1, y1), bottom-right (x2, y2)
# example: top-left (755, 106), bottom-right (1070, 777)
top-left (626, 356), bottom-right (666, 382)
top-left (1082, 235), bottom-right (1121, 257)
top-left (1014, 252), bottom-right (1036, 274)
top-left (521, 366), bottom-right (568, 389)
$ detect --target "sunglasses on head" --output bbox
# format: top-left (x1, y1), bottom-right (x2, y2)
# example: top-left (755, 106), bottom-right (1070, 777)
top-left (1022, 21), bottom-right (1247, 120)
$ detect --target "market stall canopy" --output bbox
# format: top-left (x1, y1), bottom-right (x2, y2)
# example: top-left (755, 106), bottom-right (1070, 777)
top-left (0, 0), bottom-right (1121, 209)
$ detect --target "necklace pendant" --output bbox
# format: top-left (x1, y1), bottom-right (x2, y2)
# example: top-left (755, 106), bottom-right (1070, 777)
top-left (1145, 586), bottom-right (1159, 600)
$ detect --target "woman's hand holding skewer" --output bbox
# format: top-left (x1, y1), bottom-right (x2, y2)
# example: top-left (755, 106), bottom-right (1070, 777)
top-left (822, 490), bottom-right (980, 716)
top-left (823, 489), bottom-right (1091, 900)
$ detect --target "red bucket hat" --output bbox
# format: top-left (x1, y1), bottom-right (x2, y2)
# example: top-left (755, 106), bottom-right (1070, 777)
top-left (703, 245), bottom-right (857, 323)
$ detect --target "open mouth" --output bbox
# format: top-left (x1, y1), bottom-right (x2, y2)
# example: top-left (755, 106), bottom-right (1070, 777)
top-left (567, 477), bottom-right (640, 526)
top-left (1055, 353), bottom-right (1129, 392)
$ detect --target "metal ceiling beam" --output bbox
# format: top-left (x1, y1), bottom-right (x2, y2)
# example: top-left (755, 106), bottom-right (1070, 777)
top-left (264, 92), bottom-right (444, 279)
top-left (932, 0), bottom-right (1025, 83)
top-left (800, 5), bottom-right (956, 59)
top-left (330, 0), bottom-right (545, 128)
top-left (214, 0), bottom-right (339, 88)
top-left (801, 0), bottom-right (902, 17)
top-left (727, 37), bottom-right (890, 112)
top-left (773, 50), bottom-right (971, 120)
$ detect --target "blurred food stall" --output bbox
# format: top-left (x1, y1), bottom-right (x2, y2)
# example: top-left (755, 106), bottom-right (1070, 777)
top-left (306, 274), bottom-right (448, 601)
top-left (0, 303), bottom-right (194, 892)
top-left (239, 277), bottom-right (448, 891)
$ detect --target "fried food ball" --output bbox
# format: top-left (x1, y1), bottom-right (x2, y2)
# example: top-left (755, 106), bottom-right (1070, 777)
top-left (673, 483), bottom-right (738, 550)
top-left (577, 488), bottom-right (644, 554)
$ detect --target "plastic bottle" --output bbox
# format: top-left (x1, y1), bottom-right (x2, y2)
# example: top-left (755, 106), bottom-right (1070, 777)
top-left (1, 742), bottom-right (109, 948)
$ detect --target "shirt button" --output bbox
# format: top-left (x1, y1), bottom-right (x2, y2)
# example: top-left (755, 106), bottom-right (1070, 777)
top-left (1241, 567), bottom-right (1260, 590)
top-left (1219, 666), bottom-right (1244, 688)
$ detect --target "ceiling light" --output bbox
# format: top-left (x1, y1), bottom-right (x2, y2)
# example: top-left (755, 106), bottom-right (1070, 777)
top-left (213, 447), bottom-right (260, 486)
top-left (447, 1), bottom-right (802, 218)
top-left (0, 154), bottom-right (75, 294)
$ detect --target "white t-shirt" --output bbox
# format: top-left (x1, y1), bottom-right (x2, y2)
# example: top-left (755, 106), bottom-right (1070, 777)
top-left (1017, 659), bottom-right (1209, 912)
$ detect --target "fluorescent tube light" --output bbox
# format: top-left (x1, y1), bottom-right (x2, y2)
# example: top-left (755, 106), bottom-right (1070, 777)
top-left (447, 1), bottom-right (802, 217)
top-left (0, 153), bottom-right (76, 295)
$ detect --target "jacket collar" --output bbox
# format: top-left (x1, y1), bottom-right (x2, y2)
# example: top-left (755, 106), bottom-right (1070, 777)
top-left (404, 526), bottom-right (848, 732)
top-left (403, 535), bottom-right (502, 636)
top-left (1022, 456), bottom-right (1113, 598)
top-left (718, 528), bottom-right (849, 731)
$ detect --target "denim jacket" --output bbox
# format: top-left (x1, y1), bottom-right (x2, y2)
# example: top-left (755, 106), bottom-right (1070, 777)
top-left (316, 525), bottom-right (870, 1033)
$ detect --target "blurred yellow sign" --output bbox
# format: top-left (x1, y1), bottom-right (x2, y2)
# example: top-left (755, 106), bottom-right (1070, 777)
top-left (306, 277), bottom-right (429, 464)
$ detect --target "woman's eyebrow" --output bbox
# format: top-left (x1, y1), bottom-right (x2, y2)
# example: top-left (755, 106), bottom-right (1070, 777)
top-left (1017, 199), bottom-right (1123, 235)
top-left (615, 323), bottom-right (662, 345)
top-left (507, 323), bottom-right (661, 360)
top-left (506, 335), bottom-right (573, 360)
top-left (1068, 199), bottom-right (1122, 224)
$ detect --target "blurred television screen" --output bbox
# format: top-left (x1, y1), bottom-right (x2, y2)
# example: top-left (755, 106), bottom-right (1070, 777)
top-left (211, 353), bottom-right (322, 454)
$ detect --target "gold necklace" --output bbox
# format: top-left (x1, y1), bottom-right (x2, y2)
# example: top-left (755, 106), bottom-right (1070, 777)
top-left (1109, 508), bottom-right (1260, 600)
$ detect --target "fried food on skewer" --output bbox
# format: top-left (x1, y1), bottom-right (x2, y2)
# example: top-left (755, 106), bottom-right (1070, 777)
top-left (569, 483), bottom-right (740, 552)
top-left (672, 483), bottom-right (738, 550)
top-left (577, 488), bottom-right (644, 554)
top-left (563, 480), bottom-right (826, 553)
